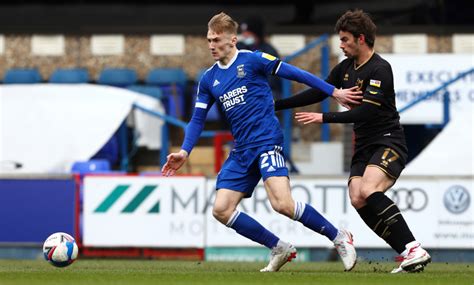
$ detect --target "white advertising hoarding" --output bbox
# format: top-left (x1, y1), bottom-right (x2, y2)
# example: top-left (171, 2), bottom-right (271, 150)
top-left (205, 178), bottom-right (357, 248)
top-left (206, 177), bottom-right (473, 248)
top-left (83, 176), bottom-right (208, 247)
top-left (83, 176), bottom-right (473, 249)
top-left (382, 54), bottom-right (473, 124)
top-left (337, 54), bottom-right (474, 124)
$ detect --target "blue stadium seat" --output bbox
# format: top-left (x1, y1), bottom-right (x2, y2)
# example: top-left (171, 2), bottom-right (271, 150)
top-left (98, 68), bottom-right (138, 87)
top-left (49, 68), bottom-right (89, 83)
top-left (3, 68), bottom-right (42, 84)
top-left (146, 68), bottom-right (187, 86)
top-left (146, 68), bottom-right (187, 117)
top-left (127, 85), bottom-right (163, 100)
top-left (71, 159), bottom-right (111, 174)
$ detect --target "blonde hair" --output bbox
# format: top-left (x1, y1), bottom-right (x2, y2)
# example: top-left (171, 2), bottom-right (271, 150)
top-left (208, 12), bottom-right (238, 35)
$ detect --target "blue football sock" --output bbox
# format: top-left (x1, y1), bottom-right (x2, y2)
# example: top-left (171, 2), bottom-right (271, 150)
top-left (294, 201), bottom-right (338, 241)
top-left (227, 211), bottom-right (279, 249)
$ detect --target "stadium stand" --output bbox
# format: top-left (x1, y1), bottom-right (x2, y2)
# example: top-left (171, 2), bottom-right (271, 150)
top-left (49, 68), bottom-right (89, 83)
top-left (126, 85), bottom-right (163, 100)
top-left (98, 68), bottom-right (138, 87)
top-left (3, 68), bottom-right (42, 84)
top-left (0, 2), bottom-right (472, 273)
top-left (146, 68), bottom-right (187, 86)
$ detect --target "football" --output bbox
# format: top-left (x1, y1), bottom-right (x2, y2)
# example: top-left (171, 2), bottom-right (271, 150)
top-left (42, 232), bottom-right (78, 267)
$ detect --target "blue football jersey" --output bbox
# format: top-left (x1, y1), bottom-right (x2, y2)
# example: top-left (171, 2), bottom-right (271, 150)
top-left (196, 50), bottom-right (283, 150)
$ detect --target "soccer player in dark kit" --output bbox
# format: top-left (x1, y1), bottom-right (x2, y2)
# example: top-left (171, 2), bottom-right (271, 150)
top-left (275, 9), bottom-right (431, 273)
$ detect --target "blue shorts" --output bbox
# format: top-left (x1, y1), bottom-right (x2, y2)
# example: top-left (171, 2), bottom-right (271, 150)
top-left (216, 144), bottom-right (288, 198)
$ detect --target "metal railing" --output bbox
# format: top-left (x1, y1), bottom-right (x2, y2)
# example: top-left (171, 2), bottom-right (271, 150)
top-left (280, 34), bottom-right (331, 168)
top-left (131, 104), bottom-right (220, 168)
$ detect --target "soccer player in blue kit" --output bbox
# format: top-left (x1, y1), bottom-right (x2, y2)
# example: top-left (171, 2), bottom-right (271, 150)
top-left (162, 12), bottom-right (362, 272)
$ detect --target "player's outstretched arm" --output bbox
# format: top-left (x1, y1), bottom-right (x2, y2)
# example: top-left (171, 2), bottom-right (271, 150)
top-left (274, 62), bottom-right (362, 108)
top-left (161, 150), bottom-right (188, 177)
top-left (275, 88), bottom-right (328, 111)
top-left (295, 112), bottom-right (324, 124)
top-left (275, 86), bottom-right (362, 111)
top-left (163, 99), bottom-right (209, 176)
top-left (295, 102), bottom-right (378, 125)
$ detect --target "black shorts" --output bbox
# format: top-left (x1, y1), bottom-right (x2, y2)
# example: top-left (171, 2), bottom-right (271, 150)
top-left (349, 143), bottom-right (407, 182)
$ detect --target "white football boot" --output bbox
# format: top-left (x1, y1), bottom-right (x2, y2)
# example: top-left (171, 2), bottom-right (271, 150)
top-left (390, 264), bottom-right (407, 274)
top-left (391, 263), bottom-right (424, 274)
top-left (260, 241), bottom-right (297, 272)
top-left (333, 229), bottom-right (357, 271)
top-left (391, 241), bottom-right (431, 273)
top-left (400, 241), bottom-right (431, 272)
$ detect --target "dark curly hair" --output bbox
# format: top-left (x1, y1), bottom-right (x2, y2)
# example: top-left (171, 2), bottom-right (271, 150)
top-left (335, 9), bottom-right (376, 48)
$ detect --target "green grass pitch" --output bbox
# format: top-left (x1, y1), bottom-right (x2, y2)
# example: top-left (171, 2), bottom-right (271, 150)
top-left (0, 260), bottom-right (473, 285)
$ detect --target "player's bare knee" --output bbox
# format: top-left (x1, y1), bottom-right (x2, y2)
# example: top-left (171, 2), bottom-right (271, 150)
top-left (271, 200), bottom-right (293, 218)
top-left (350, 194), bottom-right (366, 209)
top-left (212, 206), bottom-right (231, 224)
top-left (348, 181), bottom-right (365, 208)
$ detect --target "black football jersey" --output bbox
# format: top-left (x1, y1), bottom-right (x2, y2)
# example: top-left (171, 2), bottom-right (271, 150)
top-left (328, 53), bottom-right (403, 143)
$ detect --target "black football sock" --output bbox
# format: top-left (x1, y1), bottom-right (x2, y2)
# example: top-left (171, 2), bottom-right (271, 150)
top-left (357, 205), bottom-right (405, 254)
top-left (365, 192), bottom-right (416, 254)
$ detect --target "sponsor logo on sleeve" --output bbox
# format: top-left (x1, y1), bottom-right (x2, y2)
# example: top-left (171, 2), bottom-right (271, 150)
top-left (370, 79), bottom-right (381, 87)
top-left (261, 53), bottom-right (277, 61)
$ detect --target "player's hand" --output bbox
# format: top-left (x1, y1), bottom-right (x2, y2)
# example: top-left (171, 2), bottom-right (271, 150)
top-left (295, 112), bottom-right (323, 124)
top-left (161, 150), bottom-right (188, 177)
top-left (332, 86), bottom-right (363, 109)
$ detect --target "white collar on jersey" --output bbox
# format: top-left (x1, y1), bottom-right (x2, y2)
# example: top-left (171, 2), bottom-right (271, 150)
top-left (217, 49), bottom-right (243, 69)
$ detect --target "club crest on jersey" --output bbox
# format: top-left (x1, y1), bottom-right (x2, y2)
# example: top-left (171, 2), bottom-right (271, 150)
top-left (236, 64), bottom-right (246, 78)
top-left (356, 78), bottom-right (364, 89)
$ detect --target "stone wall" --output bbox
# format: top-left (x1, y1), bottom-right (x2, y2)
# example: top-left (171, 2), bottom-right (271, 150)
top-left (0, 34), bottom-right (454, 80)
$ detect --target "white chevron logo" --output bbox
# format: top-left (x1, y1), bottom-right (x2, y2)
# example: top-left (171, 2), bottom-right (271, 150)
top-left (213, 79), bottom-right (220, 87)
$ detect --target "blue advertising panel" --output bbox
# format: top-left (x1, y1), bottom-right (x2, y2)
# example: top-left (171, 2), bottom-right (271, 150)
top-left (0, 178), bottom-right (76, 243)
